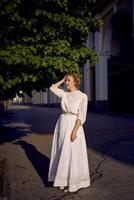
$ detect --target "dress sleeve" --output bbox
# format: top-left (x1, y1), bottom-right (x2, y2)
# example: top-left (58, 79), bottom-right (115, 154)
top-left (49, 84), bottom-right (65, 98)
top-left (77, 94), bottom-right (88, 125)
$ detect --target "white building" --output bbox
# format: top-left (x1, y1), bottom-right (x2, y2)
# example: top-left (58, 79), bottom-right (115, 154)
top-left (22, 89), bottom-right (61, 107)
top-left (87, 0), bottom-right (134, 113)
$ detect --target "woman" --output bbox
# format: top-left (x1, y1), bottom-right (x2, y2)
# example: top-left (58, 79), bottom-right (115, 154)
top-left (48, 73), bottom-right (90, 192)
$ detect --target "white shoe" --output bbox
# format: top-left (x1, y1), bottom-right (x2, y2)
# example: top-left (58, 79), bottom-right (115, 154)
top-left (63, 187), bottom-right (69, 192)
top-left (59, 186), bottom-right (65, 190)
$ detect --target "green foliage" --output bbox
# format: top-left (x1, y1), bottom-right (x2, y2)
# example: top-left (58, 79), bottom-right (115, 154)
top-left (0, 0), bottom-right (103, 100)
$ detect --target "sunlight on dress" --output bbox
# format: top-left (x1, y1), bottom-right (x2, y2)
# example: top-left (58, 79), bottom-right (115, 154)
top-left (48, 86), bottom-right (90, 192)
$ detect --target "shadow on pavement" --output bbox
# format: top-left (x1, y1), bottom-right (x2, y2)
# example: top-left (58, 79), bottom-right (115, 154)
top-left (0, 110), bottom-right (29, 144)
top-left (85, 125), bottom-right (134, 166)
top-left (13, 140), bottom-right (53, 187)
top-left (0, 126), bottom-right (28, 145)
top-left (101, 136), bottom-right (134, 165)
top-left (1, 105), bottom-right (59, 135)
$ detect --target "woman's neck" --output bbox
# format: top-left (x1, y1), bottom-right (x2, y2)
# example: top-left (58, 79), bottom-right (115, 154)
top-left (69, 87), bottom-right (78, 92)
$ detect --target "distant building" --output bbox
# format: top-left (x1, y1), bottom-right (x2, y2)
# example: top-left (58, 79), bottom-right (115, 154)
top-left (22, 89), bottom-right (61, 107)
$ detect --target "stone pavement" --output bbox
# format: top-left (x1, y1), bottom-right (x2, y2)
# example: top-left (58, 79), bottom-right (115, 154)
top-left (0, 105), bottom-right (134, 200)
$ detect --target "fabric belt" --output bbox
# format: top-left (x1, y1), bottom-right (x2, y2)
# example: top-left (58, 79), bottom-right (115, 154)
top-left (62, 111), bottom-right (77, 116)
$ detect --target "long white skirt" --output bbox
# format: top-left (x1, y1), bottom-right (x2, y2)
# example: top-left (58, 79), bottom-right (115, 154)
top-left (48, 114), bottom-right (90, 192)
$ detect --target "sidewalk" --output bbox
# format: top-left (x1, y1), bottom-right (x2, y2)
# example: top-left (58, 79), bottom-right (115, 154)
top-left (0, 105), bottom-right (134, 200)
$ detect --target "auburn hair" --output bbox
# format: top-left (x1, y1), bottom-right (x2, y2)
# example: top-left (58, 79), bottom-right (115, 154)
top-left (65, 73), bottom-right (81, 89)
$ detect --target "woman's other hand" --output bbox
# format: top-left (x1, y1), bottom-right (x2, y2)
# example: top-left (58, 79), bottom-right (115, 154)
top-left (70, 131), bottom-right (77, 142)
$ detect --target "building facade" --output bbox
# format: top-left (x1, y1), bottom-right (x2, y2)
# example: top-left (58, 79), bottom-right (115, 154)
top-left (87, 0), bottom-right (134, 113)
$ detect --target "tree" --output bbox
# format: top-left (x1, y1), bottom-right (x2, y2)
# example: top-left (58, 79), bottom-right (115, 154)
top-left (0, 0), bottom-right (103, 100)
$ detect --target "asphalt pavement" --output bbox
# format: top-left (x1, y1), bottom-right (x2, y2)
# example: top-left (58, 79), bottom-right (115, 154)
top-left (0, 105), bottom-right (134, 200)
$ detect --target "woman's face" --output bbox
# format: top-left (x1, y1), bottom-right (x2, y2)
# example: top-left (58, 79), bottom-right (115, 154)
top-left (65, 75), bottom-right (76, 90)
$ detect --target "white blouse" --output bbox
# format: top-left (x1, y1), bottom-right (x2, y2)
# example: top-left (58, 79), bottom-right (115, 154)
top-left (50, 85), bottom-right (88, 125)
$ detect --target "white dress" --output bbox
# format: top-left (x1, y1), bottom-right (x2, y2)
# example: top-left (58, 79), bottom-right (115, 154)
top-left (48, 85), bottom-right (90, 192)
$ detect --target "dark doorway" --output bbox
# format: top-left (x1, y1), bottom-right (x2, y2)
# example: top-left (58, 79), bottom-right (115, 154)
top-left (108, 10), bottom-right (133, 113)
top-left (108, 58), bottom-right (133, 113)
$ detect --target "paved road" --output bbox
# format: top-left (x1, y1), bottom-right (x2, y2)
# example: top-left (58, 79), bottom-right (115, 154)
top-left (0, 105), bottom-right (134, 200)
